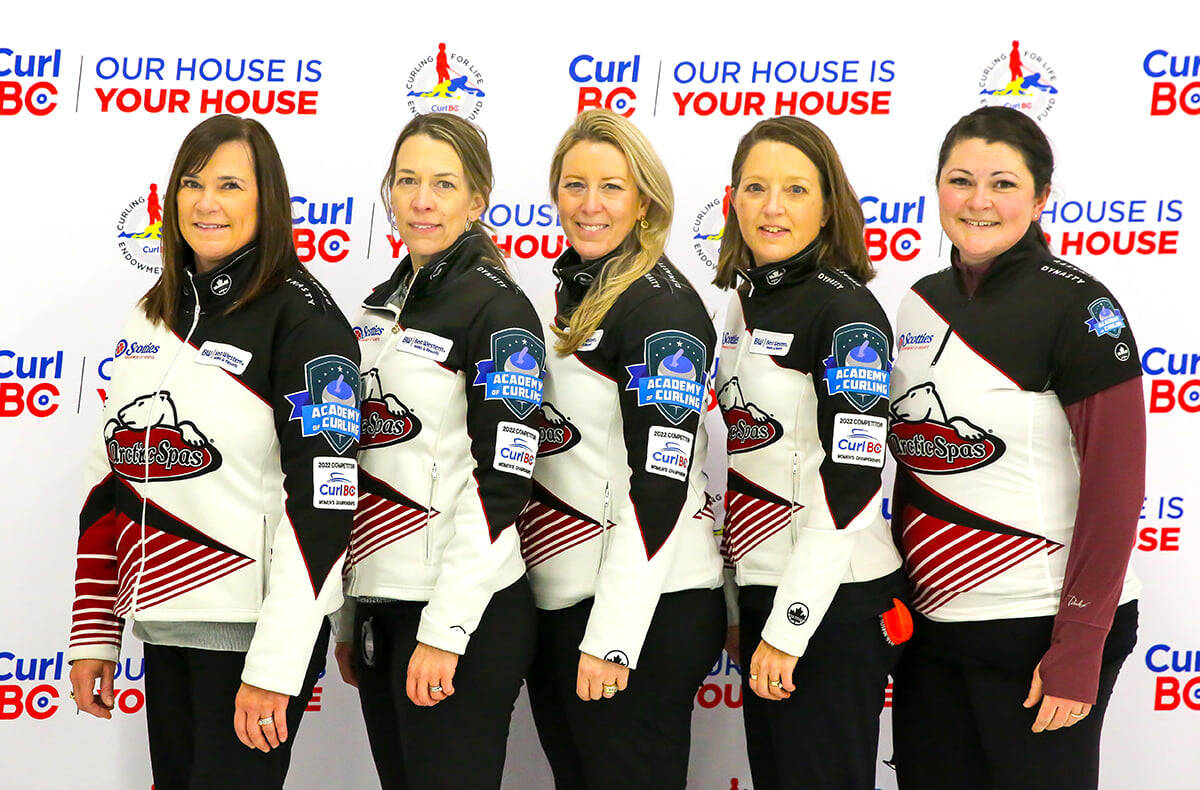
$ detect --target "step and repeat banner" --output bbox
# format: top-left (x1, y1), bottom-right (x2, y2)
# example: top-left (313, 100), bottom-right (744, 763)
top-left (3, 4), bottom-right (1197, 788)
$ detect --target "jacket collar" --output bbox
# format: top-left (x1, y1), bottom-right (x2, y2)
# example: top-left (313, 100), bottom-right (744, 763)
top-left (185, 244), bottom-right (258, 314)
top-left (551, 244), bottom-right (623, 309)
top-left (950, 223), bottom-right (1049, 298)
top-left (738, 236), bottom-right (821, 292)
top-left (363, 227), bottom-right (492, 311)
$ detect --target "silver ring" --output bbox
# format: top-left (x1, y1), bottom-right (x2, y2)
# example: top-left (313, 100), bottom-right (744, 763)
top-left (1069, 711), bottom-right (1086, 718)
top-left (768, 679), bottom-right (783, 688)
top-left (429, 685), bottom-right (443, 694)
top-left (257, 715), bottom-right (274, 727)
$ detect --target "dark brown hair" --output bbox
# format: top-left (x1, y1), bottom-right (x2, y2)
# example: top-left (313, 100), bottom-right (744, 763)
top-left (714, 116), bottom-right (871, 288)
top-left (936, 106), bottom-right (1054, 249)
top-left (142, 114), bottom-right (303, 325)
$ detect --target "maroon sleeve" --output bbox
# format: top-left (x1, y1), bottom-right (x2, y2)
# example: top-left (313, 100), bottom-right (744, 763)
top-left (1038, 376), bottom-right (1145, 703)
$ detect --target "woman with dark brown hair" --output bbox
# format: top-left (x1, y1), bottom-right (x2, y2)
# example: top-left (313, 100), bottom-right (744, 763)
top-left (714, 115), bottom-right (910, 790)
top-left (67, 114), bottom-right (359, 789)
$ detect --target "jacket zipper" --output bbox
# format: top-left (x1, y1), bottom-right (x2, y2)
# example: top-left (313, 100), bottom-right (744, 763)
top-left (423, 460), bottom-right (438, 565)
top-left (789, 452), bottom-right (801, 542)
top-left (598, 483), bottom-right (612, 570)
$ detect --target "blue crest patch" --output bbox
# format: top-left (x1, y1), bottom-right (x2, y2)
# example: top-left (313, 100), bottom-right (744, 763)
top-left (285, 355), bottom-right (362, 454)
top-left (1084, 297), bottom-right (1126, 338)
top-left (473, 328), bottom-right (545, 418)
top-left (625, 330), bottom-right (708, 425)
top-left (822, 323), bottom-right (891, 412)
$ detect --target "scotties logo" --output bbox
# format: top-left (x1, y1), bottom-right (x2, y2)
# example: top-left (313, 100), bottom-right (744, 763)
top-left (626, 330), bottom-right (708, 425)
top-left (105, 391), bottom-right (222, 481)
top-left (358, 369), bottom-right (421, 449)
top-left (717, 377), bottom-right (783, 454)
top-left (533, 402), bottom-right (580, 457)
top-left (285, 355), bottom-right (362, 454)
top-left (822, 323), bottom-right (891, 412)
top-left (473, 329), bottom-right (545, 419)
top-left (978, 40), bottom-right (1058, 120)
top-left (1084, 297), bottom-right (1127, 339)
top-left (692, 186), bottom-right (732, 270)
top-left (115, 183), bottom-right (163, 275)
top-left (888, 382), bottom-right (1006, 474)
top-left (404, 43), bottom-right (486, 120)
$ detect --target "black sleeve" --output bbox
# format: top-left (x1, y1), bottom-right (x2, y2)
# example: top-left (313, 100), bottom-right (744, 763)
top-left (1049, 285), bottom-right (1142, 406)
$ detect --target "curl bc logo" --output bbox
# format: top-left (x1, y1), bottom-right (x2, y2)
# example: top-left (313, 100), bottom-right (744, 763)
top-left (1142, 346), bottom-right (1200, 414)
top-left (0, 48), bottom-right (61, 116)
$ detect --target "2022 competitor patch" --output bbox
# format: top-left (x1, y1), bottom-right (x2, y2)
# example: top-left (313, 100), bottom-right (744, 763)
top-left (313, 457), bottom-right (357, 510)
top-left (473, 328), bottom-right (545, 418)
top-left (645, 426), bottom-right (694, 481)
top-left (831, 414), bottom-right (887, 468)
top-left (493, 421), bottom-right (538, 478)
top-left (285, 355), bottom-right (362, 453)
top-left (625, 330), bottom-right (708, 425)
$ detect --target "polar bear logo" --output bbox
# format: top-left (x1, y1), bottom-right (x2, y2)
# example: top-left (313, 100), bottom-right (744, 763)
top-left (539, 402), bottom-right (568, 426)
top-left (361, 368), bottom-right (414, 419)
top-left (891, 382), bottom-right (985, 440)
top-left (105, 391), bottom-right (207, 446)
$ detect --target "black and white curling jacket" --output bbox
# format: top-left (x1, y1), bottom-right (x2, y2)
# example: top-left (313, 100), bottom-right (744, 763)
top-left (519, 249), bottom-right (723, 669)
top-left (69, 247), bottom-right (360, 695)
top-left (336, 230), bottom-right (543, 656)
top-left (717, 242), bottom-right (903, 658)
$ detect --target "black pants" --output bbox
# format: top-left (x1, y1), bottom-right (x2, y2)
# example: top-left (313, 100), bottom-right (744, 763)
top-left (739, 577), bottom-right (906, 790)
top-left (892, 601), bottom-right (1138, 790)
top-left (142, 620), bottom-right (329, 790)
top-left (352, 577), bottom-right (536, 790)
top-left (526, 586), bottom-right (726, 790)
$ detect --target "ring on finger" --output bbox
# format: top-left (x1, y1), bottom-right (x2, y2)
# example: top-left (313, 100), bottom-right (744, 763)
top-left (1069, 711), bottom-right (1086, 718)
top-left (602, 683), bottom-right (619, 695)
top-left (429, 685), bottom-right (443, 694)
top-left (748, 673), bottom-right (758, 680)
top-left (768, 679), bottom-right (783, 688)
top-left (68, 691), bottom-right (76, 701)
top-left (257, 715), bottom-right (274, 727)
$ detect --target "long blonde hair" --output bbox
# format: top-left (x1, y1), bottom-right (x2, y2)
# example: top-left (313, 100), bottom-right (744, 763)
top-left (549, 110), bottom-right (674, 354)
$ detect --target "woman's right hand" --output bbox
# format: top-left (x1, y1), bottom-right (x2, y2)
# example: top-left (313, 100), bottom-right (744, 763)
top-left (334, 641), bottom-right (357, 688)
top-left (69, 659), bottom-right (117, 719)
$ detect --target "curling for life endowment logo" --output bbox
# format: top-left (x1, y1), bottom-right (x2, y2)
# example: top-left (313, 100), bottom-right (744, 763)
top-left (978, 40), bottom-right (1058, 120)
top-left (822, 323), bottom-right (890, 412)
top-left (473, 329), bottom-right (545, 419)
top-left (116, 184), bottom-right (164, 274)
top-left (285, 355), bottom-right (362, 454)
top-left (692, 187), bottom-right (732, 270)
top-left (626, 331), bottom-right (708, 425)
top-left (405, 43), bottom-right (486, 120)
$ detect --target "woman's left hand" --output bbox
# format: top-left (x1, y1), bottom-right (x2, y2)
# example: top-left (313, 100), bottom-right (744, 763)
top-left (576, 652), bottom-right (630, 701)
top-left (749, 639), bottom-right (798, 701)
top-left (1023, 662), bottom-right (1092, 732)
top-left (407, 642), bottom-right (459, 707)
top-left (233, 682), bottom-right (291, 752)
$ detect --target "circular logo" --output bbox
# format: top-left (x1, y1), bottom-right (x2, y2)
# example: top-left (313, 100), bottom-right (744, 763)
top-left (574, 271), bottom-right (594, 285)
top-left (115, 185), bottom-right (164, 275)
top-left (404, 43), bottom-right (487, 120)
top-left (211, 274), bottom-right (232, 296)
top-left (786, 602), bottom-right (809, 626)
top-left (765, 268), bottom-right (784, 286)
top-left (978, 40), bottom-right (1058, 121)
top-left (1114, 342), bottom-right (1131, 362)
top-left (604, 650), bottom-right (629, 666)
top-left (691, 189), bottom-right (730, 271)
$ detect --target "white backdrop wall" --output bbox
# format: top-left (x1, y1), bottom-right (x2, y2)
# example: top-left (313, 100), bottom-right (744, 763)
top-left (3, 3), bottom-right (1197, 788)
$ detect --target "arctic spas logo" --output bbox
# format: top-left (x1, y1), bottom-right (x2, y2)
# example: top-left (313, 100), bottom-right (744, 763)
top-left (889, 382), bottom-right (1006, 474)
top-left (822, 323), bottom-right (890, 412)
top-left (533, 402), bottom-right (580, 457)
top-left (473, 329), bottom-right (545, 419)
top-left (105, 391), bottom-right (222, 481)
top-left (978, 40), bottom-right (1058, 120)
top-left (405, 43), bottom-right (486, 120)
top-left (1145, 49), bottom-right (1200, 116)
top-left (0, 48), bottom-right (61, 115)
top-left (285, 355), bottom-right (361, 454)
top-left (717, 377), bottom-right (783, 454)
top-left (626, 330), bottom-right (708, 425)
top-left (116, 184), bottom-right (163, 274)
top-left (359, 368), bottom-right (421, 448)
top-left (692, 187), bottom-right (731, 270)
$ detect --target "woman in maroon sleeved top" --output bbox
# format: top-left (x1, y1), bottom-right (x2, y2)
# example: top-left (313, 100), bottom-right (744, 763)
top-left (887, 107), bottom-right (1144, 790)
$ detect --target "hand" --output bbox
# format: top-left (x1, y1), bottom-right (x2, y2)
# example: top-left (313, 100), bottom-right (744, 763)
top-left (69, 659), bottom-right (116, 719)
top-left (234, 682), bottom-right (291, 752)
top-left (1023, 662), bottom-right (1092, 732)
top-left (334, 641), bottom-right (358, 688)
top-left (576, 652), bottom-right (630, 701)
top-left (407, 642), bottom-right (459, 707)
top-left (748, 639), bottom-right (798, 701)
top-left (724, 625), bottom-right (741, 666)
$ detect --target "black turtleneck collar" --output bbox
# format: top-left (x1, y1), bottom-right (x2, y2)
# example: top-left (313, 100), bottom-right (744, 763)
top-left (364, 227), bottom-right (495, 310)
top-left (552, 244), bottom-right (623, 314)
top-left (185, 244), bottom-right (258, 314)
top-left (739, 236), bottom-right (821, 292)
top-left (950, 223), bottom-right (1049, 298)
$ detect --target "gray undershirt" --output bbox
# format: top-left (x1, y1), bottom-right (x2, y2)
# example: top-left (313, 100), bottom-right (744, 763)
top-left (134, 620), bottom-right (256, 652)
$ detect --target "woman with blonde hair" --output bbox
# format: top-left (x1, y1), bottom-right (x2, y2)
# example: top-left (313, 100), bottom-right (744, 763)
top-left (520, 109), bottom-right (725, 788)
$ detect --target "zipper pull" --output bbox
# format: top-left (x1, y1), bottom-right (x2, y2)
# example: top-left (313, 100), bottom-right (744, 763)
top-left (431, 460), bottom-right (438, 481)
top-left (391, 320), bottom-right (402, 334)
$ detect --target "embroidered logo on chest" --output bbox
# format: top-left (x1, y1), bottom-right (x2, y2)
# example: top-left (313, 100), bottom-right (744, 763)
top-left (358, 368), bottom-right (422, 448)
top-left (104, 391), bottom-right (222, 481)
top-left (888, 382), bottom-right (1006, 474)
top-left (717, 377), bottom-right (783, 454)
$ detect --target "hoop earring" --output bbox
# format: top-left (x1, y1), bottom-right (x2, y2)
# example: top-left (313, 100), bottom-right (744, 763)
top-left (638, 217), bottom-right (649, 230)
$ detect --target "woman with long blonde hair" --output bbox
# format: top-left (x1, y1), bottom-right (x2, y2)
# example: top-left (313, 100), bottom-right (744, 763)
top-left (518, 109), bottom-right (725, 788)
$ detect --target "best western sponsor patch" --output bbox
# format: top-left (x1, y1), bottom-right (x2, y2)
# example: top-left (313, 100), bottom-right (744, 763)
top-left (749, 329), bottom-right (793, 356)
top-left (397, 328), bottom-right (453, 362)
top-left (194, 341), bottom-right (252, 374)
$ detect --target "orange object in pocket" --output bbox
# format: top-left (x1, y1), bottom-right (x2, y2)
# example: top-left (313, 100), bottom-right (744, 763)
top-left (879, 598), bottom-right (914, 646)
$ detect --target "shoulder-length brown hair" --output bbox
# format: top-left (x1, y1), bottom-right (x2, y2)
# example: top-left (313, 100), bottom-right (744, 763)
top-left (142, 114), bottom-right (304, 325)
top-left (713, 116), bottom-right (872, 288)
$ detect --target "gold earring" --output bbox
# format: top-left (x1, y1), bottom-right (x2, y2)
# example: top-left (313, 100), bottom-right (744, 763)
top-left (638, 217), bottom-right (649, 230)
